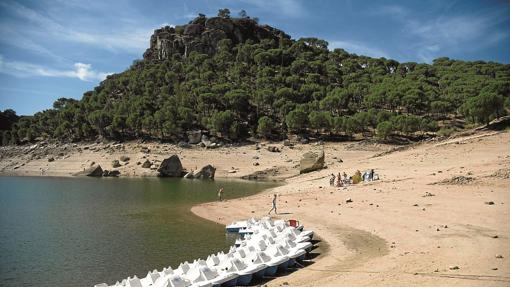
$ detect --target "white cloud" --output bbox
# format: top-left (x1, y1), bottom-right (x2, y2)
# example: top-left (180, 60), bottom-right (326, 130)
top-left (0, 56), bottom-right (111, 81)
top-left (0, 1), bottom-right (153, 55)
top-left (232, 0), bottom-right (306, 18)
top-left (329, 40), bottom-right (390, 59)
top-left (372, 4), bottom-right (509, 63)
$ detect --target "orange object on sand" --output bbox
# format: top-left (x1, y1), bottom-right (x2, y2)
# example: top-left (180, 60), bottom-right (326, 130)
top-left (288, 219), bottom-right (300, 227)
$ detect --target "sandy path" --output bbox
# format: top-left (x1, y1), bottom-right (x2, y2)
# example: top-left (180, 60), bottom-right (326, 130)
top-left (192, 131), bottom-right (510, 287)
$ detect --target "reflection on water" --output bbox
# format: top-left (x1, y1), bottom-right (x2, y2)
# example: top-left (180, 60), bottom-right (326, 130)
top-left (0, 176), bottom-right (276, 287)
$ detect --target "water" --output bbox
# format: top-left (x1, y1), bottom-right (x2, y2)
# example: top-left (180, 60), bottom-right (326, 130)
top-left (0, 176), bottom-right (277, 287)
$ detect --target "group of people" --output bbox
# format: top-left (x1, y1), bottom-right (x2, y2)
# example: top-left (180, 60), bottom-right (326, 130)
top-left (329, 169), bottom-right (377, 187)
top-left (329, 172), bottom-right (348, 187)
top-left (329, 170), bottom-right (363, 187)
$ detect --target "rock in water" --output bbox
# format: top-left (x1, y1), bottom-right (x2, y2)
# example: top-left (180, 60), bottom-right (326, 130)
top-left (299, 150), bottom-right (325, 174)
top-left (157, 155), bottom-right (183, 177)
top-left (75, 165), bottom-right (103, 177)
top-left (141, 159), bottom-right (152, 168)
top-left (194, 164), bottom-right (216, 179)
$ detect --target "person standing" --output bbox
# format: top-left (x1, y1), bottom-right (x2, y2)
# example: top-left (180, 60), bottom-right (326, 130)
top-left (218, 188), bottom-right (224, 201)
top-left (336, 172), bottom-right (343, 187)
top-left (329, 173), bottom-right (336, 186)
top-left (268, 194), bottom-right (278, 215)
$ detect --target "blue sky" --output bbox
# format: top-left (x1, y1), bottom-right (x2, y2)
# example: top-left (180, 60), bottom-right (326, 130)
top-left (1, 0), bottom-right (509, 115)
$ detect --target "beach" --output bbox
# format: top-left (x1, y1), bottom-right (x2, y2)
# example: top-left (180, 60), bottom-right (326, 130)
top-left (1, 130), bottom-right (509, 286)
top-left (193, 130), bottom-right (510, 286)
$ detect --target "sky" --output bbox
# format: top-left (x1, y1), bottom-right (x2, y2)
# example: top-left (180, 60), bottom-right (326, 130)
top-left (0, 0), bottom-right (509, 115)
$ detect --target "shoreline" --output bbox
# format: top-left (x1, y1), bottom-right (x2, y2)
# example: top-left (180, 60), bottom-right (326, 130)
top-left (2, 130), bottom-right (509, 286)
top-left (191, 130), bottom-right (510, 287)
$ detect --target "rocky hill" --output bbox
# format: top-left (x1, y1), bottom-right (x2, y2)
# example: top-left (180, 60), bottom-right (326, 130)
top-left (144, 15), bottom-right (289, 60)
top-left (1, 9), bottom-right (509, 146)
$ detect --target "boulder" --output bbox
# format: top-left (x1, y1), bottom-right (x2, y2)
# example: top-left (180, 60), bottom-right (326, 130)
top-left (267, 146), bottom-right (280, 152)
top-left (48, 157), bottom-right (55, 162)
top-left (141, 159), bottom-right (152, 168)
top-left (112, 160), bottom-right (121, 168)
top-left (188, 130), bottom-right (202, 144)
top-left (75, 165), bottom-right (103, 177)
top-left (120, 156), bottom-right (130, 162)
top-left (157, 155), bottom-right (183, 177)
top-left (299, 150), bottom-right (325, 174)
top-left (194, 164), bottom-right (216, 179)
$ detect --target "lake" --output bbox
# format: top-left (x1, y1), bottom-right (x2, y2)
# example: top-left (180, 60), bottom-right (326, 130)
top-left (0, 176), bottom-right (277, 287)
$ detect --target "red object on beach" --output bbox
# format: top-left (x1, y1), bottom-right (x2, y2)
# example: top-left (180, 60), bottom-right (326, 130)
top-left (288, 219), bottom-right (300, 227)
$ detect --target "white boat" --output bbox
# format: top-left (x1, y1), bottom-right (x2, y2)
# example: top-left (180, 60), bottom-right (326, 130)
top-left (141, 270), bottom-right (160, 287)
top-left (265, 243), bottom-right (291, 271)
top-left (125, 276), bottom-right (143, 287)
top-left (93, 217), bottom-right (316, 287)
top-left (152, 274), bottom-right (192, 287)
top-left (190, 263), bottom-right (238, 287)
top-left (248, 239), bottom-right (289, 274)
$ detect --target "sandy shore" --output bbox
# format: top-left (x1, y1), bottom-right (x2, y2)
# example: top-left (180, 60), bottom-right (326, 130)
top-left (1, 131), bottom-right (509, 286)
top-left (192, 131), bottom-right (510, 287)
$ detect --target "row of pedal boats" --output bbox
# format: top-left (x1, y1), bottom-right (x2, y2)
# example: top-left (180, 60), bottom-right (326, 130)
top-left (94, 217), bottom-right (315, 287)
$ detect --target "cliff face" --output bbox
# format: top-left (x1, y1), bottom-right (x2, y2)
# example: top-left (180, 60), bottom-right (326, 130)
top-left (143, 15), bottom-right (290, 60)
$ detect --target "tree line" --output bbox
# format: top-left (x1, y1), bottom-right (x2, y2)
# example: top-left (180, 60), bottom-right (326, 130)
top-left (1, 14), bottom-right (509, 146)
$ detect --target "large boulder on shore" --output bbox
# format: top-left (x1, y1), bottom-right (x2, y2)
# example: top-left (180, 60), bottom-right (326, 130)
top-left (194, 164), bottom-right (216, 179)
top-left (299, 150), bottom-right (325, 174)
top-left (157, 155), bottom-right (183, 177)
top-left (75, 165), bottom-right (103, 177)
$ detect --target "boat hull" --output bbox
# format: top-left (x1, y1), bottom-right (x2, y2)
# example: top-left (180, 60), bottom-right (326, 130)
top-left (253, 267), bottom-right (266, 279)
top-left (236, 274), bottom-right (253, 286)
top-left (220, 277), bottom-right (238, 287)
top-left (277, 260), bottom-right (289, 272)
top-left (264, 265), bottom-right (278, 276)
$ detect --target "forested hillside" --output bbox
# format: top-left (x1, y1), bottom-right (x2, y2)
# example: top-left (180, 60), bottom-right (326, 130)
top-left (2, 9), bottom-right (509, 145)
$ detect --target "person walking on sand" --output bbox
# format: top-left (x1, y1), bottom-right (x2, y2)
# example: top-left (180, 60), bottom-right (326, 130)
top-left (268, 194), bottom-right (278, 215)
top-left (218, 188), bottom-right (224, 201)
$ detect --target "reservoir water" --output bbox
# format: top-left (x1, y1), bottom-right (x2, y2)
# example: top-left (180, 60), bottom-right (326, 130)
top-left (0, 176), bottom-right (277, 287)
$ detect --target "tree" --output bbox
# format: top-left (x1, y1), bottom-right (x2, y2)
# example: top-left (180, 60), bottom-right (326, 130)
top-left (460, 92), bottom-right (505, 124)
top-left (257, 116), bottom-right (274, 138)
top-left (210, 110), bottom-right (239, 139)
top-left (285, 108), bottom-right (308, 133)
top-left (218, 8), bottom-right (231, 18)
top-left (239, 9), bottom-right (248, 18)
top-left (376, 121), bottom-right (393, 140)
top-left (308, 111), bottom-right (331, 133)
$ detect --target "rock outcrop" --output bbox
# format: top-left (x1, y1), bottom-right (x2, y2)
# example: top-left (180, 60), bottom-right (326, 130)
top-left (194, 164), bottom-right (216, 179)
top-left (143, 15), bottom-right (289, 61)
top-left (74, 165), bottom-right (104, 177)
top-left (157, 155), bottom-right (183, 177)
top-left (299, 150), bottom-right (325, 174)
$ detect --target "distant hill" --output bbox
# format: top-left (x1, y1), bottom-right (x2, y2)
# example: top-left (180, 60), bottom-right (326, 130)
top-left (2, 8), bottom-right (509, 145)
